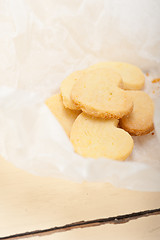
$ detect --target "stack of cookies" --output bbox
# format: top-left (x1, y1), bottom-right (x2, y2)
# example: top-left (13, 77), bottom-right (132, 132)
top-left (46, 62), bottom-right (154, 161)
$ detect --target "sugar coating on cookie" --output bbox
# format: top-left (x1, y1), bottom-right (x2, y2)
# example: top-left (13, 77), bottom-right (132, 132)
top-left (70, 113), bottom-right (134, 160)
top-left (45, 94), bottom-right (81, 137)
top-left (119, 91), bottom-right (154, 135)
top-left (71, 68), bottom-right (133, 119)
top-left (89, 62), bottom-right (145, 90)
top-left (60, 70), bottom-right (84, 110)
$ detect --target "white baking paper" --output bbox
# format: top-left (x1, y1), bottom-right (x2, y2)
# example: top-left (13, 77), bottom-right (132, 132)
top-left (0, 0), bottom-right (160, 191)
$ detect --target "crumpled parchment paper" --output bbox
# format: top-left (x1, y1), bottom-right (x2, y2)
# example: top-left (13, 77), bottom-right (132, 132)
top-left (0, 0), bottom-right (160, 191)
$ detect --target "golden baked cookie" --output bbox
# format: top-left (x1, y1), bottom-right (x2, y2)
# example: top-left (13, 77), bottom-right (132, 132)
top-left (89, 62), bottom-right (145, 90)
top-left (45, 93), bottom-right (81, 137)
top-left (60, 70), bottom-right (84, 110)
top-left (70, 112), bottom-right (134, 160)
top-left (119, 91), bottom-right (154, 135)
top-left (71, 68), bottom-right (133, 119)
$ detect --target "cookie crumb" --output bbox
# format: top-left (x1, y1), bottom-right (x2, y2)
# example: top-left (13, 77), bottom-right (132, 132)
top-left (152, 78), bottom-right (160, 83)
top-left (146, 72), bottom-right (149, 76)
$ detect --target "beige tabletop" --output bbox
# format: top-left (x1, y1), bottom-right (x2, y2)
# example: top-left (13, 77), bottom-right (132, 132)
top-left (0, 155), bottom-right (160, 239)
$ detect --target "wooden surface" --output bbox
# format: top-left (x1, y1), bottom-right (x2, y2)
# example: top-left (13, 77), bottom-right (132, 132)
top-left (0, 156), bottom-right (160, 239)
top-left (28, 215), bottom-right (160, 240)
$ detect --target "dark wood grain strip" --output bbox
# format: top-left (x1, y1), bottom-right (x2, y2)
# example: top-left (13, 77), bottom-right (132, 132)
top-left (1, 208), bottom-right (160, 239)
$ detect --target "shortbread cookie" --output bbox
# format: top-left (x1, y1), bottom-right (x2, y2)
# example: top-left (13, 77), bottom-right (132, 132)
top-left (119, 91), bottom-right (154, 135)
top-left (71, 68), bottom-right (133, 119)
top-left (70, 113), bottom-right (134, 160)
top-left (45, 94), bottom-right (81, 137)
top-left (89, 62), bottom-right (145, 90)
top-left (60, 70), bottom-right (84, 110)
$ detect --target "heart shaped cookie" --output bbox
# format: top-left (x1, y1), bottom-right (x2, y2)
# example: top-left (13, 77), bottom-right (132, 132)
top-left (60, 70), bottom-right (84, 110)
top-left (71, 68), bottom-right (133, 119)
top-left (89, 62), bottom-right (145, 90)
top-left (70, 112), bottom-right (134, 160)
top-left (119, 91), bottom-right (154, 135)
top-left (45, 94), bottom-right (81, 137)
